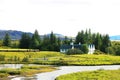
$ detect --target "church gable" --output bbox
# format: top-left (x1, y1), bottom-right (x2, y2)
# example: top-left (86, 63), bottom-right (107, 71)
top-left (60, 42), bottom-right (95, 54)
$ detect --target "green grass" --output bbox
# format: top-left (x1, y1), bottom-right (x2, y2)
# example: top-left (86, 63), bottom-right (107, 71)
top-left (44, 54), bottom-right (120, 65)
top-left (0, 51), bottom-right (64, 63)
top-left (56, 69), bottom-right (120, 80)
top-left (0, 65), bottom-right (56, 79)
top-left (0, 51), bottom-right (120, 65)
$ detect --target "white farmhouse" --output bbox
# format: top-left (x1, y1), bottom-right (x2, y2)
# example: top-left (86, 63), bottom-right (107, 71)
top-left (60, 42), bottom-right (95, 54)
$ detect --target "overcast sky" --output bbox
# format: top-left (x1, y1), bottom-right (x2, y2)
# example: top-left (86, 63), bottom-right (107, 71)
top-left (0, 0), bottom-right (120, 36)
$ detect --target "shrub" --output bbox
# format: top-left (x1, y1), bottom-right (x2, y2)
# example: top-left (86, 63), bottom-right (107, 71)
top-left (0, 73), bottom-right (9, 78)
top-left (0, 55), bottom-right (5, 61)
top-left (22, 57), bottom-right (29, 62)
top-left (94, 50), bottom-right (105, 55)
top-left (66, 49), bottom-right (83, 55)
top-left (80, 44), bottom-right (89, 53)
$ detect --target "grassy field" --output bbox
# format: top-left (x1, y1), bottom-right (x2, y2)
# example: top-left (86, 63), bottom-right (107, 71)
top-left (0, 51), bottom-right (120, 65)
top-left (0, 65), bottom-right (56, 79)
top-left (56, 69), bottom-right (120, 80)
top-left (0, 51), bottom-right (64, 64)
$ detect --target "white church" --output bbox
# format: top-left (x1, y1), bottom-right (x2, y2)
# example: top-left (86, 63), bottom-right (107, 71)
top-left (88, 44), bottom-right (95, 54)
top-left (60, 42), bottom-right (95, 54)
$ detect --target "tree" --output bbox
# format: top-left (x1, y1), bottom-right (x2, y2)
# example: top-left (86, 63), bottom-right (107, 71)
top-left (49, 31), bottom-right (58, 51)
top-left (101, 34), bottom-right (110, 53)
top-left (19, 33), bottom-right (31, 48)
top-left (75, 30), bottom-right (87, 44)
top-left (3, 33), bottom-right (11, 46)
top-left (75, 29), bottom-right (111, 53)
top-left (41, 35), bottom-right (50, 50)
top-left (66, 49), bottom-right (83, 55)
top-left (63, 36), bottom-right (70, 44)
top-left (80, 44), bottom-right (89, 53)
top-left (94, 33), bottom-right (102, 50)
top-left (30, 30), bottom-right (41, 49)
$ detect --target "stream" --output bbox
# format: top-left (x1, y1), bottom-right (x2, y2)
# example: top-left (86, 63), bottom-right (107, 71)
top-left (10, 65), bottom-right (120, 80)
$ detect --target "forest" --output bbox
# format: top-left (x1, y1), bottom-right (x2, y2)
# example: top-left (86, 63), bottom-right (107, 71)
top-left (0, 29), bottom-right (120, 55)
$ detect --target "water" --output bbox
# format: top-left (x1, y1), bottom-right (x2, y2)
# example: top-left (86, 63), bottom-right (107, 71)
top-left (10, 65), bottom-right (120, 80)
top-left (0, 64), bottom-right (23, 69)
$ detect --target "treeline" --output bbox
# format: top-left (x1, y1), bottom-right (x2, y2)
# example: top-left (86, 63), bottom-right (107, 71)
top-left (75, 29), bottom-right (110, 53)
top-left (0, 29), bottom-right (113, 54)
top-left (1, 30), bottom-right (62, 51)
top-left (108, 41), bottom-right (120, 55)
top-left (19, 30), bottom-right (62, 51)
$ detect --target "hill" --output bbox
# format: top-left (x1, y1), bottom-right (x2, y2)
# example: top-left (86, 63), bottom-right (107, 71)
top-left (0, 30), bottom-right (33, 40)
top-left (0, 30), bottom-right (68, 40)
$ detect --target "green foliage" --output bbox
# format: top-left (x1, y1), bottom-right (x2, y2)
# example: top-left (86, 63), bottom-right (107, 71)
top-left (109, 41), bottom-right (120, 55)
top-left (80, 44), bottom-right (88, 53)
top-left (66, 49), bottom-right (83, 55)
top-left (22, 57), bottom-right (29, 62)
top-left (30, 30), bottom-right (41, 49)
top-left (75, 29), bottom-right (110, 53)
top-left (41, 31), bottom-right (61, 51)
top-left (3, 33), bottom-right (11, 47)
top-left (11, 40), bottom-right (19, 48)
top-left (94, 50), bottom-right (105, 55)
top-left (0, 73), bottom-right (9, 78)
top-left (0, 65), bottom-right (56, 78)
top-left (94, 33), bottom-right (102, 50)
top-left (0, 51), bottom-right (120, 65)
top-left (105, 47), bottom-right (115, 55)
top-left (56, 69), bottom-right (120, 80)
top-left (0, 68), bottom-right (20, 75)
top-left (63, 36), bottom-right (71, 44)
top-left (0, 55), bottom-right (5, 61)
top-left (0, 40), bottom-right (3, 47)
top-left (101, 34), bottom-right (110, 52)
top-left (19, 33), bottom-right (31, 48)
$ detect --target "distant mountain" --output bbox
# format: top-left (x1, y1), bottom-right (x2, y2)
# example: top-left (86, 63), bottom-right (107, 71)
top-left (0, 30), bottom-right (68, 40)
top-left (45, 33), bottom-right (74, 40)
top-left (110, 35), bottom-right (120, 40)
top-left (0, 30), bottom-right (33, 40)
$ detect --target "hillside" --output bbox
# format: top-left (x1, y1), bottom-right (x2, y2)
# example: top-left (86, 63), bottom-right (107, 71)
top-left (0, 30), bottom-right (67, 40)
top-left (0, 30), bottom-right (33, 40)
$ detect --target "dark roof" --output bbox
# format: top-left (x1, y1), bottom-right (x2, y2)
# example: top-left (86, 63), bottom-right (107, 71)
top-left (60, 44), bottom-right (81, 49)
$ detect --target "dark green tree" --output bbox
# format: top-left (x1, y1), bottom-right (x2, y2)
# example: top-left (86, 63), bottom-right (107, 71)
top-left (80, 44), bottom-right (89, 53)
top-left (56, 38), bottom-right (62, 51)
top-left (49, 31), bottom-right (57, 51)
top-left (19, 33), bottom-right (31, 48)
top-left (41, 35), bottom-right (50, 51)
top-left (3, 33), bottom-right (11, 46)
top-left (63, 36), bottom-right (70, 44)
top-left (94, 33), bottom-right (102, 50)
top-left (30, 30), bottom-right (41, 49)
top-left (101, 34), bottom-right (110, 52)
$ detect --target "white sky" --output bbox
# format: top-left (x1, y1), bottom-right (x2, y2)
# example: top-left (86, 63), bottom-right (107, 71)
top-left (0, 0), bottom-right (120, 36)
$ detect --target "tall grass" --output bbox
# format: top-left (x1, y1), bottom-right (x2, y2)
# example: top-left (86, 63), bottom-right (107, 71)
top-left (56, 69), bottom-right (120, 80)
top-left (0, 51), bottom-right (120, 65)
top-left (0, 51), bottom-right (64, 63)
top-left (0, 65), bottom-right (56, 78)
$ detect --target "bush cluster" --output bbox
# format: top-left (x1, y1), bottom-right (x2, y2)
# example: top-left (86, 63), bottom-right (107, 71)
top-left (66, 49), bottom-right (83, 55)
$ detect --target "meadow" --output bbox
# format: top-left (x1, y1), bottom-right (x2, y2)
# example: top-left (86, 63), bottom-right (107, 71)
top-left (0, 51), bottom-right (120, 65)
top-left (56, 69), bottom-right (120, 80)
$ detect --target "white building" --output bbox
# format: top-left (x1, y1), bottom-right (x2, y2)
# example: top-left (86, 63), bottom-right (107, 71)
top-left (60, 42), bottom-right (95, 54)
top-left (88, 44), bottom-right (95, 54)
